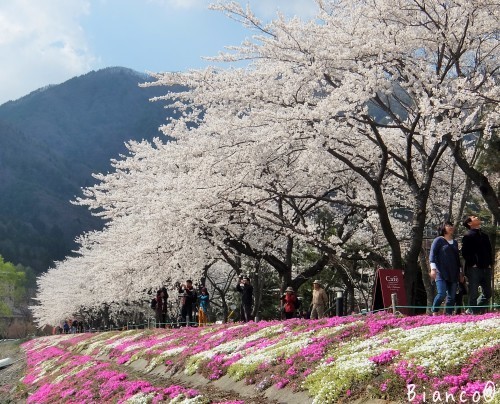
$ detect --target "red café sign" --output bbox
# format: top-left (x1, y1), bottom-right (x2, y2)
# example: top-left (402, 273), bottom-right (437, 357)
top-left (372, 268), bottom-right (409, 315)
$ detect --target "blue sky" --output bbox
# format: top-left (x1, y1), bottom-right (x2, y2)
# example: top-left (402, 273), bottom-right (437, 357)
top-left (0, 0), bottom-right (316, 105)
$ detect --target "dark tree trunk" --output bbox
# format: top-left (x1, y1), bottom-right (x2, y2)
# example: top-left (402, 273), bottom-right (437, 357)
top-left (419, 248), bottom-right (434, 313)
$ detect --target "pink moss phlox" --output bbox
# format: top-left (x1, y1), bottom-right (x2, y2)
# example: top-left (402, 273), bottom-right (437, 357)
top-left (116, 354), bottom-right (132, 364)
top-left (206, 353), bottom-right (243, 380)
top-left (97, 369), bottom-right (126, 380)
top-left (463, 380), bottom-right (490, 397)
top-left (25, 346), bottom-right (68, 366)
top-left (60, 387), bottom-right (76, 398)
top-left (26, 383), bottom-right (54, 403)
top-left (297, 336), bottom-right (329, 362)
top-left (393, 360), bottom-right (429, 384)
top-left (432, 345), bottom-right (499, 394)
top-left (69, 354), bottom-right (93, 367)
top-left (225, 353), bottom-right (243, 367)
top-left (123, 380), bottom-right (155, 397)
top-left (369, 349), bottom-right (400, 365)
top-left (275, 377), bottom-right (290, 389)
top-left (163, 384), bottom-right (199, 398)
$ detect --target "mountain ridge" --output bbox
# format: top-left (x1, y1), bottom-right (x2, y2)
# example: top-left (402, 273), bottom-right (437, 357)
top-left (0, 67), bottom-right (175, 272)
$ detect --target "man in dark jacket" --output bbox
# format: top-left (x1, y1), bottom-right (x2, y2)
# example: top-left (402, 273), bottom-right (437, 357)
top-left (462, 215), bottom-right (493, 314)
top-left (178, 280), bottom-right (197, 326)
top-left (236, 276), bottom-right (253, 322)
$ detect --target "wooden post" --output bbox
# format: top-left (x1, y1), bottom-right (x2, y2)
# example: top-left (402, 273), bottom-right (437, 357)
top-left (391, 293), bottom-right (398, 314)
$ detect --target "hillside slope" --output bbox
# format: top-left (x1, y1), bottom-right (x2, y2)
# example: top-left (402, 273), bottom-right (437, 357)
top-left (0, 67), bottom-right (175, 272)
top-left (15, 313), bottom-right (500, 403)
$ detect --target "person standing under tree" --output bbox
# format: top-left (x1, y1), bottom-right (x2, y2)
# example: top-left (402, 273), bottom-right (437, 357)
top-left (310, 280), bottom-right (328, 319)
top-left (461, 215), bottom-right (493, 314)
top-left (178, 280), bottom-right (197, 326)
top-left (281, 286), bottom-right (298, 319)
top-left (198, 287), bottom-right (210, 326)
top-left (429, 221), bottom-right (461, 315)
top-left (236, 276), bottom-right (253, 322)
top-left (152, 288), bottom-right (168, 328)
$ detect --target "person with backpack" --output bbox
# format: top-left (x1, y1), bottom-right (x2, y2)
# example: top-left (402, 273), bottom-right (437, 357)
top-left (281, 286), bottom-right (298, 319)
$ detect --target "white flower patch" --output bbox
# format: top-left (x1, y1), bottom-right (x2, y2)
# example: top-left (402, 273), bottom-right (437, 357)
top-left (72, 331), bottom-right (123, 354)
top-left (315, 330), bottom-right (393, 371)
top-left (313, 317), bottom-right (500, 387)
top-left (191, 323), bottom-right (286, 362)
top-left (76, 331), bottom-right (140, 356)
top-left (170, 395), bottom-right (206, 404)
top-left (311, 337), bottom-right (377, 379)
top-left (27, 334), bottom-right (75, 352)
top-left (144, 346), bottom-right (187, 372)
top-left (123, 342), bottom-right (149, 353)
top-left (333, 352), bottom-right (375, 375)
top-left (315, 321), bottom-right (363, 338)
top-left (205, 323), bottom-right (248, 341)
top-left (399, 318), bottom-right (500, 374)
top-left (236, 333), bottom-right (313, 365)
top-left (123, 392), bottom-right (155, 403)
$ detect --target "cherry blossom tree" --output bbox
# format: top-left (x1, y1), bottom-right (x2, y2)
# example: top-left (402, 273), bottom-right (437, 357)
top-left (145, 0), bottom-right (497, 305)
top-left (31, 0), bottom-right (498, 324)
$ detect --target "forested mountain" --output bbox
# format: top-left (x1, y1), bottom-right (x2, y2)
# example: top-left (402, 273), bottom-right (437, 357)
top-left (0, 67), bottom-right (175, 273)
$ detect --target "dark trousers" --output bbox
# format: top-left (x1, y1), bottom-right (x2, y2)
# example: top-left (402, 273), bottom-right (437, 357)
top-left (467, 267), bottom-right (492, 313)
top-left (181, 305), bottom-right (193, 326)
top-left (155, 312), bottom-right (167, 328)
top-left (240, 304), bottom-right (252, 322)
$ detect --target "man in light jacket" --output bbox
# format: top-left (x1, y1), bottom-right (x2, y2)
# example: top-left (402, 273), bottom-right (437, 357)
top-left (310, 280), bottom-right (328, 319)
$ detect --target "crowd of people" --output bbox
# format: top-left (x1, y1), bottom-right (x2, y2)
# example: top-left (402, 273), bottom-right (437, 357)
top-left (148, 275), bottom-right (335, 328)
top-left (55, 319), bottom-right (85, 334)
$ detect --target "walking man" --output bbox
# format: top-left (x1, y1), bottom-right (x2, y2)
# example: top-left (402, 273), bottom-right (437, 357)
top-left (310, 280), bottom-right (328, 319)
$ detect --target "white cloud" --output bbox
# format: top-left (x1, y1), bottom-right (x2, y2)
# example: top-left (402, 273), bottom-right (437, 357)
top-left (0, 0), bottom-right (96, 104)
